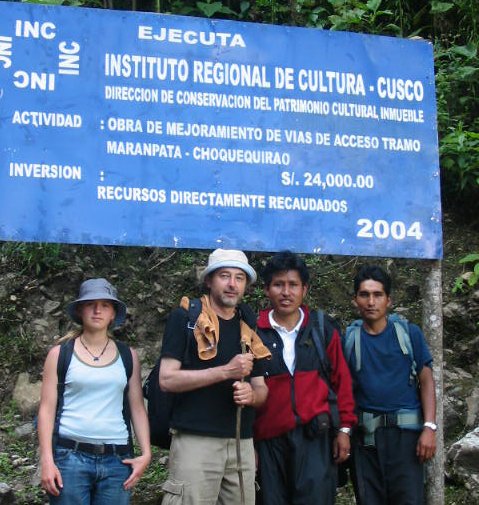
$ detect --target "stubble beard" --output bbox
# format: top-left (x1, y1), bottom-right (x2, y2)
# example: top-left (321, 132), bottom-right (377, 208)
top-left (219, 293), bottom-right (240, 308)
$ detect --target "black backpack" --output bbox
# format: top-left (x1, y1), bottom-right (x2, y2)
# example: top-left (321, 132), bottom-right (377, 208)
top-left (142, 298), bottom-right (257, 449)
top-left (141, 360), bottom-right (173, 449)
top-left (55, 338), bottom-right (134, 450)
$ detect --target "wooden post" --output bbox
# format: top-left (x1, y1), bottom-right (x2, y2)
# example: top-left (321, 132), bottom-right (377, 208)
top-left (422, 260), bottom-right (444, 505)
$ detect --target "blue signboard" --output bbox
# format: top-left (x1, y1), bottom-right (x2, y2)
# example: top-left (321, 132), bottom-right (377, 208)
top-left (0, 2), bottom-right (442, 258)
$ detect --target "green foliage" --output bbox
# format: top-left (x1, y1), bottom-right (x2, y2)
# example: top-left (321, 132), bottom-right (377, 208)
top-left (433, 1), bottom-right (479, 219)
top-left (131, 447), bottom-right (168, 501)
top-left (0, 242), bottom-right (64, 275)
top-left (440, 124), bottom-right (479, 193)
top-left (0, 328), bottom-right (42, 370)
top-left (248, 0), bottom-right (291, 24)
top-left (243, 284), bottom-right (266, 310)
top-left (444, 482), bottom-right (470, 504)
top-left (0, 412), bottom-right (45, 505)
top-left (453, 252), bottom-right (479, 292)
top-left (242, 0), bottom-right (432, 35)
top-left (163, 0), bottom-right (242, 17)
top-left (196, 0), bottom-right (237, 17)
top-left (23, 0), bottom-right (102, 7)
top-left (322, 0), bottom-right (399, 34)
top-left (22, 0), bottom-right (65, 5)
top-left (14, 488), bottom-right (45, 505)
top-left (0, 452), bottom-right (13, 477)
top-left (430, 1), bottom-right (454, 15)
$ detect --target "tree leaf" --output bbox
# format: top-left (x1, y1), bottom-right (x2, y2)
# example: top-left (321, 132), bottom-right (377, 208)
top-left (459, 253), bottom-right (479, 264)
top-left (196, 1), bottom-right (224, 17)
top-left (451, 43), bottom-right (478, 59)
top-left (366, 0), bottom-right (381, 13)
top-left (430, 1), bottom-right (454, 14)
top-left (467, 272), bottom-right (479, 287)
top-left (455, 66), bottom-right (479, 79)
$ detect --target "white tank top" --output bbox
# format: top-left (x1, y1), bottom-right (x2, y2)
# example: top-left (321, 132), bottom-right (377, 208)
top-left (58, 352), bottom-right (129, 444)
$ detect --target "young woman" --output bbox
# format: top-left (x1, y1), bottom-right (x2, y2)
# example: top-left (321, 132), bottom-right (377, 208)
top-left (38, 278), bottom-right (151, 504)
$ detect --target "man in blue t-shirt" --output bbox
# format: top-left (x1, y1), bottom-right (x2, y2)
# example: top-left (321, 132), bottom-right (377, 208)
top-left (346, 265), bottom-right (436, 505)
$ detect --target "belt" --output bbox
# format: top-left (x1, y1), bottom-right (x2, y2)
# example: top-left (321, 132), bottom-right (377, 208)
top-left (359, 410), bottom-right (422, 429)
top-left (56, 437), bottom-right (130, 456)
top-left (358, 409), bottom-right (423, 446)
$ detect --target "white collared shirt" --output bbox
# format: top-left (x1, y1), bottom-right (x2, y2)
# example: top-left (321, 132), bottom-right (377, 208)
top-left (269, 308), bottom-right (305, 375)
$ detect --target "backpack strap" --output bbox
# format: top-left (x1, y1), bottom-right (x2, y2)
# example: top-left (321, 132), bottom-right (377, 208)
top-left (56, 338), bottom-right (133, 383)
top-left (344, 320), bottom-right (362, 372)
top-left (187, 298), bottom-right (202, 331)
top-left (54, 339), bottom-right (75, 437)
top-left (309, 310), bottom-right (340, 429)
top-left (390, 319), bottom-right (417, 385)
top-left (57, 339), bottom-right (74, 389)
top-left (116, 340), bottom-right (133, 380)
top-left (55, 338), bottom-right (135, 452)
top-left (316, 309), bottom-right (325, 343)
top-left (115, 340), bottom-right (134, 452)
top-left (186, 298), bottom-right (256, 328)
top-left (344, 315), bottom-right (417, 385)
top-left (237, 302), bottom-right (257, 329)
top-left (186, 297), bottom-right (257, 339)
top-left (182, 298), bottom-right (203, 366)
top-left (310, 310), bottom-right (330, 379)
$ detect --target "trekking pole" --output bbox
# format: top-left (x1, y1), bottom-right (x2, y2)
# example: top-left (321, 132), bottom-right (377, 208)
top-left (236, 340), bottom-right (247, 505)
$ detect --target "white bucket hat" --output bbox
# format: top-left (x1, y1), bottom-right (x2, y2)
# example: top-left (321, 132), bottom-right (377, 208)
top-left (67, 278), bottom-right (127, 327)
top-left (199, 249), bottom-right (257, 284)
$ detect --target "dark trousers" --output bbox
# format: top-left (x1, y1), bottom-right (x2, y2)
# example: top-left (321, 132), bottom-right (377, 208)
top-left (256, 424), bottom-right (336, 505)
top-left (350, 427), bottom-right (425, 505)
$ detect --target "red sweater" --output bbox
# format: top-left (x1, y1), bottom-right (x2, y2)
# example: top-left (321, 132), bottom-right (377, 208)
top-left (254, 307), bottom-right (356, 440)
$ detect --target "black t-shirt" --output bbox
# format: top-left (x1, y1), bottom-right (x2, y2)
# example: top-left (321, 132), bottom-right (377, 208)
top-left (160, 307), bottom-right (263, 438)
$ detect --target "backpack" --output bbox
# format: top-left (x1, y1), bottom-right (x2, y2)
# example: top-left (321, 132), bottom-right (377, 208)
top-left (344, 313), bottom-right (417, 385)
top-left (142, 298), bottom-right (257, 449)
top-left (55, 338), bottom-right (134, 449)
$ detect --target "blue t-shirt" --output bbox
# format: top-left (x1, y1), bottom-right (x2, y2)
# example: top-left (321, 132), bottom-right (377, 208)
top-left (350, 320), bottom-right (432, 412)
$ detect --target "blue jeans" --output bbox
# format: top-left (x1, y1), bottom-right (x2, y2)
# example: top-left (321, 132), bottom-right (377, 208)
top-left (50, 447), bottom-right (132, 505)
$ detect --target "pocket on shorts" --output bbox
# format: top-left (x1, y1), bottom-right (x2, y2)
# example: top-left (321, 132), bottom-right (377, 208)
top-left (161, 479), bottom-right (184, 504)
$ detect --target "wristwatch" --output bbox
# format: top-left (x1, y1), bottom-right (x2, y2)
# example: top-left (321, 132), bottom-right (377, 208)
top-left (423, 421), bottom-right (437, 432)
top-left (338, 427), bottom-right (351, 436)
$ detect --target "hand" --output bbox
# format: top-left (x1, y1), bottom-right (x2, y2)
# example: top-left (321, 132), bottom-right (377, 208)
top-left (233, 381), bottom-right (256, 406)
top-left (122, 453), bottom-right (151, 490)
top-left (416, 428), bottom-right (436, 463)
top-left (225, 353), bottom-right (254, 380)
top-left (41, 460), bottom-right (63, 496)
top-left (333, 432), bottom-right (351, 464)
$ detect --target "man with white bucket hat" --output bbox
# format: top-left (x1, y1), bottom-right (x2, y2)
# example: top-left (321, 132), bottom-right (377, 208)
top-left (159, 249), bottom-right (270, 505)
